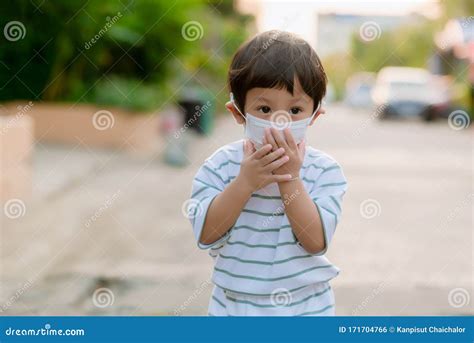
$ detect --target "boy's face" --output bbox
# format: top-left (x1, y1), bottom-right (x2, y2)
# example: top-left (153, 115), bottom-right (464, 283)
top-left (227, 77), bottom-right (324, 128)
top-left (245, 79), bottom-right (314, 122)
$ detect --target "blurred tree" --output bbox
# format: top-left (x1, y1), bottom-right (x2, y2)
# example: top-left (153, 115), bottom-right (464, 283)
top-left (441, 0), bottom-right (474, 20)
top-left (321, 52), bottom-right (353, 101)
top-left (350, 18), bottom-right (436, 73)
top-left (0, 0), bottom-right (250, 112)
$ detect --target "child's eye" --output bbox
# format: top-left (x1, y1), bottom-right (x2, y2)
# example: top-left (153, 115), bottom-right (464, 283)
top-left (290, 107), bottom-right (303, 115)
top-left (257, 106), bottom-right (271, 114)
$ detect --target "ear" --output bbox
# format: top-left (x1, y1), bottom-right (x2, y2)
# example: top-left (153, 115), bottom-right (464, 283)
top-left (309, 107), bottom-right (325, 126)
top-left (226, 101), bottom-right (245, 125)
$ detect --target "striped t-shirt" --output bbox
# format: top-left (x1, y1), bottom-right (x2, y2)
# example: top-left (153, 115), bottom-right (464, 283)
top-left (188, 139), bottom-right (348, 296)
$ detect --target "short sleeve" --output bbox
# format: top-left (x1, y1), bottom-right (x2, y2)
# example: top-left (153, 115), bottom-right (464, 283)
top-left (188, 158), bottom-right (232, 250)
top-left (297, 163), bottom-right (348, 256)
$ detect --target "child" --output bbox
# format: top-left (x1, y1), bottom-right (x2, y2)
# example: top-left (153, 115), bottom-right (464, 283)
top-left (188, 30), bottom-right (347, 316)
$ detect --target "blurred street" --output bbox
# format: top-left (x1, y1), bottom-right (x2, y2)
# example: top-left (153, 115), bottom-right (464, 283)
top-left (1, 104), bottom-right (472, 316)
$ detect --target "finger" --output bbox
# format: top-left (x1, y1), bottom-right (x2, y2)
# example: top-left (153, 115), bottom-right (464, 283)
top-left (298, 138), bottom-right (306, 158)
top-left (250, 141), bottom-right (256, 154)
top-left (251, 144), bottom-right (273, 159)
top-left (271, 127), bottom-right (288, 149)
top-left (265, 128), bottom-right (278, 151)
top-left (264, 155), bottom-right (290, 172)
top-left (243, 140), bottom-right (255, 157)
top-left (272, 174), bottom-right (292, 183)
top-left (243, 140), bottom-right (251, 157)
top-left (260, 147), bottom-right (285, 166)
top-left (283, 128), bottom-right (297, 149)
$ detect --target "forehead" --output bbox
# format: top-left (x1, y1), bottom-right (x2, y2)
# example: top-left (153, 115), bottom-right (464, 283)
top-left (246, 80), bottom-right (312, 104)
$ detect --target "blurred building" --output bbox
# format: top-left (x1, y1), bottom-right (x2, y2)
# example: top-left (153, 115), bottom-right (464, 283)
top-left (236, 0), bottom-right (440, 57)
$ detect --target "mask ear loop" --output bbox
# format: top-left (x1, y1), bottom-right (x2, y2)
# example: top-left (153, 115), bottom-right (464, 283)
top-left (230, 92), bottom-right (246, 120)
top-left (309, 101), bottom-right (322, 121)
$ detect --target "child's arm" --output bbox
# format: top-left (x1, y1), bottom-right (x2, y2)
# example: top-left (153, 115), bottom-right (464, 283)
top-left (199, 141), bottom-right (292, 245)
top-left (278, 177), bottom-right (325, 254)
top-left (264, 127), bottom-right (346, 255)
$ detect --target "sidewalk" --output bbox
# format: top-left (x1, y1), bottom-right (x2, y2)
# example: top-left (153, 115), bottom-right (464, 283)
top-left (1, 104), bottom-right (472, 315)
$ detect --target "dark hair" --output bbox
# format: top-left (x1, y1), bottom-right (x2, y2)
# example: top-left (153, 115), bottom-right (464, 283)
top-left (228, 30), bottom-right (327, 112)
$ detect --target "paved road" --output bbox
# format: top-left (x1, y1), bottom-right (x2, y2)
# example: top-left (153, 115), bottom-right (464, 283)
top-left (1, 104), bottom-right (472, 315)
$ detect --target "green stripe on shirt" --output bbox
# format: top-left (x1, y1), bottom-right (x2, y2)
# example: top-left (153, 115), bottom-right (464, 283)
top-left (214, 264), bottom-right (333, 282)
top-left (242, 208), bottom-right (284, 217)
top-left (191, 186), bottom-right (208, 198)
top-left (319, 205), bottom-right (338, 220)
top-left (224, 286), bottom-right (331, 308)
top-left (319, 181), bottom-right (347, 188)
top-left (224, 240), bottom-right (297, 249)
top-left (251, 194), bottom-right (282, 200)
top-left (203, 165), bottom-right (226, 184)
top-left (194, 178), bottom-right (221, 191)
top-left (213, 279), bottom-right (336, 297)
top-left (297, 303), bottom-right (334, 316)
top-left (329, 195), bottom-right (341, 211)
top-left (232, 224), bottom-right (291, 233)
top-left (218, 253), bottom-right (313, 265)
top-left (215, 160), bottom-right (240, 170)
top-left (301, 163), bottom-right (325, 171)
top-left (211, 295), bottom-right (227, 309)
top-left (320, 165), bottom-right (340, 173)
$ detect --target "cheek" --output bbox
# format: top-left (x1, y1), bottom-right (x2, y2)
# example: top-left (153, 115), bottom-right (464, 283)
top-left (246, 110), bottom-right (269, 120)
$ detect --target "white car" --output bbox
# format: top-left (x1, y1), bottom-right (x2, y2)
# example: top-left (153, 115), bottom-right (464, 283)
top-left (371, 67), bottom-right (449, 119)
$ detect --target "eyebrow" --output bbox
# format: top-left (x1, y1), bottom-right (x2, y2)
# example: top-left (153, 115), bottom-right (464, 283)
top-left (255, 96), bottom-right (272, 102)
top-left (288, 98), bottom-right (310, 106)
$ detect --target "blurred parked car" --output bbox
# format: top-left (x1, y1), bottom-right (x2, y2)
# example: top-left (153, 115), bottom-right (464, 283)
top-left (371, 67), bottom-right (450, 120)
top-left (344, 72), bottom-right (375, 108)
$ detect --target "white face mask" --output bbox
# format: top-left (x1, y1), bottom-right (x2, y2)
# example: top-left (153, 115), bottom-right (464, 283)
top-left (230, 93), bottom-right (321, 149)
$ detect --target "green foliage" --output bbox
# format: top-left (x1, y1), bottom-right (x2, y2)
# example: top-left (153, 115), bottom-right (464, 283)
top-left (441, 0), bottom-right (474, 20)
top-left (92, 76), bottom-right (172, 113)
top-left (350, 20), bottom-right (436, 72)
top-left (324, 19), bottom-right (438, 100)
top-left (0, 0), bottom-right (249, 112)
top-left (321, 53), bottom-right (353, 101)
